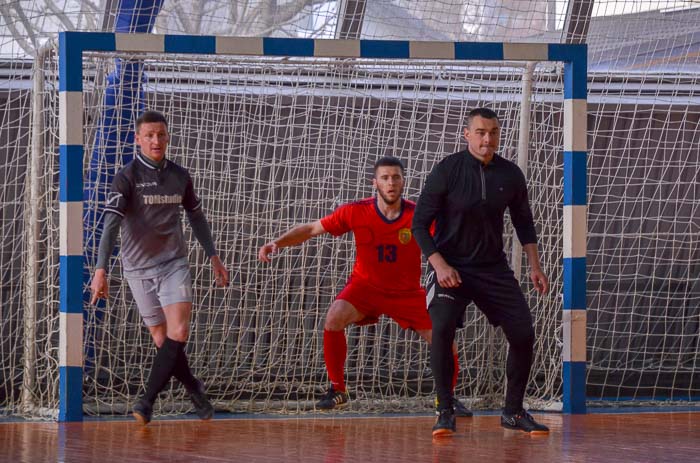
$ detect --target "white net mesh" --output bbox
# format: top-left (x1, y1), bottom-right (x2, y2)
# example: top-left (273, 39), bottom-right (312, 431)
top-left (14, 49), bottom-right (566, 417)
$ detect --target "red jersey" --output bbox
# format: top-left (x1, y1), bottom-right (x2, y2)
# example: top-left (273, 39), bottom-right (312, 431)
top-left (320, 198), bottom-right (422, 292)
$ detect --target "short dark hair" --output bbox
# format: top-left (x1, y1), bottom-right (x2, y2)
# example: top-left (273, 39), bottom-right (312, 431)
top-left (374, 156), bottom-right (405, 175)
top-left (136, 110), bottom-right (168, 132)
top-left (466, 107), bottom-right (499, 128)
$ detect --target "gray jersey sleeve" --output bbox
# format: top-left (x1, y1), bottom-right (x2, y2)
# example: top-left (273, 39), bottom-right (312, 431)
top-left (95, 212), bottom-right (123, 270)
top-left (182, 171), bottom-right (202, 212)
top-left (104, 170), bottom-right (130, 217)
top-left (181, 171), bottom-right (216, 256)
top-left (187, 208), bottom-right (217, 257)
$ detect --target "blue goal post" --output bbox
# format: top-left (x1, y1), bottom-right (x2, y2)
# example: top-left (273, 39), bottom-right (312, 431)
top-left (58, 31), bottom-right (587, 421)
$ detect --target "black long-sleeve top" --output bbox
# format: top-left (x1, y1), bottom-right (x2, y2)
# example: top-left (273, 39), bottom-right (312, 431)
top-left (412, 150), bottom-right (538, 270)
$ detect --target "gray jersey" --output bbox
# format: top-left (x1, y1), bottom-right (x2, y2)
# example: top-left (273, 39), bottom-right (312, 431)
top-left (104, 153), bottom-right (201, 276)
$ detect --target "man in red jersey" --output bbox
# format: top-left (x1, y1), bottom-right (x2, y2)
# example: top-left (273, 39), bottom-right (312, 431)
top-left (258, 157), bottom-right (470, 414)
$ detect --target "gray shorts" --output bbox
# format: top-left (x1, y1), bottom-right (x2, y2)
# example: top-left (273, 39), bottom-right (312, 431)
top-left (126, 262), bottom-right (193, 327)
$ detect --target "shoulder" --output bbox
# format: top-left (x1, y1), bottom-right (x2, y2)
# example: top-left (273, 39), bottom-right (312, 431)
top-left (119, 159), bottom-right (138, 176)
top-left (402, 199), bottom-right (417, 210)
top-left (494, 154), bottom-right (517, 169)
top-left (327, 198), bottom-right (374, 220)
top-left (440, 150), bottom-right (468, 166)
top-left (165, 159), bottom-right (190, 177)
top-left (113, 161), bottom-right (137, 186)
top-left (430, 150), bottom-right (467, 175)
top-left (494, 155), bottom-right (525, 178)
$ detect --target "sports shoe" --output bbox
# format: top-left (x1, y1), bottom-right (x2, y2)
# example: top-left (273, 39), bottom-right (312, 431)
top-left (316, 386), bottom-right (350, 410)
top-left (432, 407), bottom-right (456, 437)
top-left (188, 379), bottom-right (214, 420)
top-left (501, 410), bottom-right (550, 434)
top-left (434, 396), bottom-right (473, 418)
top-left (132, 399), bottom-right (153, 425)
top-left (453, 398), bottom-right (473, 417)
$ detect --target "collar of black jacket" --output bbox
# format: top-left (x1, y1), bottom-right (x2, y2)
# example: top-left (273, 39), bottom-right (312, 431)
top-left (462, 147), bottom-right (500, 167)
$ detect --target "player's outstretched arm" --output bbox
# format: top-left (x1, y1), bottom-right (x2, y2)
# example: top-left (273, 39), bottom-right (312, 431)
top-left (258, 220), bottom-right (327, 263)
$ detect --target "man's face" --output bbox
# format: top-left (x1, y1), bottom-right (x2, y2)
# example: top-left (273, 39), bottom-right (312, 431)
top-left (373, 165), bottom-right (404, 205)
top-left (135, 121), bottom-right (169, 162)
top-left (463, 115), bottom-right (500, 164)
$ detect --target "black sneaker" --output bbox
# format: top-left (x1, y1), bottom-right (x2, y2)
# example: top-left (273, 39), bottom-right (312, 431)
top-left (432, 407), bottom-right (456, 437)
top-left (501, 410), bottom-right (549, 434)
top-left (188, 379), bottom-right (214, 420)
top-left (453, 398), bottom-right (473, 417)
top-left (316, 386), bottom-right (349, 410)
top-left (132, 399), bottom-right (153, 425)
top-left (434, 396), bottom-right (472, 418)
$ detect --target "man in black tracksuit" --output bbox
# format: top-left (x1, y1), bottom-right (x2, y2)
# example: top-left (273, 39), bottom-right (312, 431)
top-left (412, 107), bottom-right (550, 437)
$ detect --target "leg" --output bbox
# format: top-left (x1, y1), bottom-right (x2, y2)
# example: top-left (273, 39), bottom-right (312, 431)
top-left (428, 303), bottom-right (462, 410)
top-left (470, 269), bottom-right (535, 414)
top-left (162, 301), bottom-right (214, 419)
top-left (419, 330), bottom-right (472, 417)
top-left (501, 318), bottom-right (535, 415)
top-left (500, 319), bottom-right (548, 434)
top-left (418, 329), bottom-right (471, 417)
top-left (147, 321), bottom-right (199, 395)
top-left (148, 324), bottom-right (167, 348)
top-left (418, 330), bottom-right (460, 392)
top-left (469, 269), bottom-right (548, 433)
top-left (428, 302), bottom-right (461, 437)
top-left (317, 299), bottom-right (365, 410)
top-left (141, 301), bottom-right (191, 406)
top-left (126, 277), bottom-right (168, 424)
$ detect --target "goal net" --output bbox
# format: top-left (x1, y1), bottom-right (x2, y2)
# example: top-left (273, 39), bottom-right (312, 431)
top-left (23, 43), bottom-right (567, 417)
top-left (9, 35), bottom-right (572, 419)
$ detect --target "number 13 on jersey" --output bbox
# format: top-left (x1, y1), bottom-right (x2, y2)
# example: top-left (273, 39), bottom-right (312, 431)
top-left (377, 244), bottom-right (397, 263)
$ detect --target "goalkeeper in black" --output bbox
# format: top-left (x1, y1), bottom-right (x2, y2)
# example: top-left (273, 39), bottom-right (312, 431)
top-left (412, 108), bottom-right (550, 437)
top-left (90, 110), bottom-right (229, 425)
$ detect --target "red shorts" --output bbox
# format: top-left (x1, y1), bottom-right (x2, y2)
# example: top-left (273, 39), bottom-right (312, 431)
top-left (336, 280), bottom-right (432, 331)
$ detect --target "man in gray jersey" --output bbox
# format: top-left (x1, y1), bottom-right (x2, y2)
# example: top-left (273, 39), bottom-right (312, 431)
top-left (90, 110), bottom-right (229, 425)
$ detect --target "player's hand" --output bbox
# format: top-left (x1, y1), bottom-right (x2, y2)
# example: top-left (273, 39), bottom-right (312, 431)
top-left (211, 255), bottom-right (230, 287)
top-left (530, 267), bottom-right (549, 294)
top-left (90, 269), bottom-right (109, 305)
top-left (258, 242), bottom-right (278, 263)
top-left (435, 262), bottom-right (462, 288)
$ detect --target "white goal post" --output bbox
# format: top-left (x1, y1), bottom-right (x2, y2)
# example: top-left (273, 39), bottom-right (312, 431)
top-left (56, 31), bottom-right (587, 421)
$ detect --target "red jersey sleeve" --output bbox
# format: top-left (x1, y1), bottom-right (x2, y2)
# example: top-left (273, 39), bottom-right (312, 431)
top-left (320, 204), bottom-right (354, 236)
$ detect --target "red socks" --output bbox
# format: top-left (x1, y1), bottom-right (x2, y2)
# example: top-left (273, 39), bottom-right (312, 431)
top-left (323, 329), bottom-right (347, 392)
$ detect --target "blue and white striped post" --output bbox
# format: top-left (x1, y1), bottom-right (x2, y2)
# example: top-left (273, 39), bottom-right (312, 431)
top-left (58, 33), bottom-right (588, 419)
top-left (58, 31), bottom-right (86, 422)
top-left (552, 44), bottom-right (588, 414)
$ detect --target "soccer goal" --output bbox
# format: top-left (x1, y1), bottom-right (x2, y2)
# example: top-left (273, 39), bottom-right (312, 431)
top-left (32, 32), bottom-right (588, 421)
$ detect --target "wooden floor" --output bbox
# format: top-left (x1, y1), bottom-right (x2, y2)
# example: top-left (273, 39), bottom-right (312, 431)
top-left (2, 411), bottom-right (699, 462)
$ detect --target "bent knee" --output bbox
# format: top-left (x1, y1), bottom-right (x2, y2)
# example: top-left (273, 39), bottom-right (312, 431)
top-left (325, 300), bottom-right (362, 330)
top-left (167, 325), bottom-right (189, 343)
